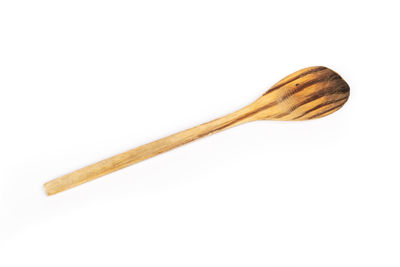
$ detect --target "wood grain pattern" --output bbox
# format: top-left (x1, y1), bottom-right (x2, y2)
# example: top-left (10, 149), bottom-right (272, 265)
top-left (44, 66), bottom-right (350, 195)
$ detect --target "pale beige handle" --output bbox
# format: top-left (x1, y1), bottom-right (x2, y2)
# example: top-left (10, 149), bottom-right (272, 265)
top-left (44, 107), bottom-right (255, 195)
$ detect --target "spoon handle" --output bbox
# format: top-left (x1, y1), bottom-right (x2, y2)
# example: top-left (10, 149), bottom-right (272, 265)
top-left (44, 107), bottom-right (254, 196)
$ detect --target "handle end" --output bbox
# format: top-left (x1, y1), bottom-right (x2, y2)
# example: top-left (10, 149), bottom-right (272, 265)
top-left (43, 180), bottom-right (61, 196)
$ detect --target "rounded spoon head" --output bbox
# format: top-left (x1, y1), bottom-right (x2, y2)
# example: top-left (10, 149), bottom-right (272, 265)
top-left (251, 66), bottom-right (350, 121)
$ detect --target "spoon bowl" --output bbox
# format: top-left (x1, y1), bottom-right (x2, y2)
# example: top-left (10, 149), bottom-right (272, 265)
top-left (250, 66), bottom-right (350, 121)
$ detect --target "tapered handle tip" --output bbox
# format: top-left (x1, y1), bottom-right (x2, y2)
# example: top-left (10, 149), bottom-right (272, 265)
top-left (43, 180), bottom-right (60, 196)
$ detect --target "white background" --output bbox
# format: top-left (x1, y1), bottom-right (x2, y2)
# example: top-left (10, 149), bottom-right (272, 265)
top-left (1, 1), bottom-right (399, 266)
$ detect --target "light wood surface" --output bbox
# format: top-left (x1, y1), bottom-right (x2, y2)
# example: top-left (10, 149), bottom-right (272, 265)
top-left (44, 66), bottom-right (350, 196)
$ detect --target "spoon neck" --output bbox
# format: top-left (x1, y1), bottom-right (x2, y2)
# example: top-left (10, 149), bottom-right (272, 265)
top-left (192, 105), bottom-right (255, 137)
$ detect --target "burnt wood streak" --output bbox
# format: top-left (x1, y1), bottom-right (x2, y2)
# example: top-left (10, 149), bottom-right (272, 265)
top-left (264, 66), bottom-right (327, 95)
top-left (44, 66), bottom-right (350, 195)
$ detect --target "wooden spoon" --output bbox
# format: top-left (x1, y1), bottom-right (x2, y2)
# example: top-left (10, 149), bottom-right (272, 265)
top-left (44, 66), bottom-right (350, 196)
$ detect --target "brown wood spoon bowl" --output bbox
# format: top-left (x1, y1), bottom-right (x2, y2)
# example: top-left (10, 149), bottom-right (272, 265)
top-left (44, 66), bottom-right (350, 195)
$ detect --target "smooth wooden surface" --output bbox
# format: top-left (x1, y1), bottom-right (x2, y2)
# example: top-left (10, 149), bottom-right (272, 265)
top-left (43, 106), bottom-right (256, 195)
top-left (44, 66), bottom-right (349, 195)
